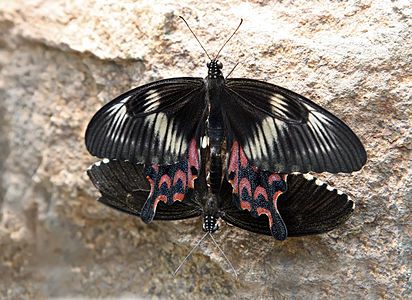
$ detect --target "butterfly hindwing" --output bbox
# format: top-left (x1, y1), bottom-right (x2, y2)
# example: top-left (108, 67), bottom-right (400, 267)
top-left (87, 159), bottom-right (202, 221)
top-left (277, 174), bottom-right (354, 235)
top-left (223, 78), bottom-right (367, 173)
top-left (220, 173), bottom-right (354, 237)
top-left (85, 77), bottom-right (207, 165)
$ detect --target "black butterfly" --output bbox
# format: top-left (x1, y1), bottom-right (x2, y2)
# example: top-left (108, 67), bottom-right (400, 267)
top-left (85, 18), bottom-right (366, 241)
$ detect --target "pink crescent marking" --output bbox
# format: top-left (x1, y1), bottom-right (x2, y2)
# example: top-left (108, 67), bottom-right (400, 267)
top-left (268, 174), bottom-right (281, 184)
top-left (272, 190), bottom-right (283, 210)
top-left (146, 176), bottom-right (154, 198)
top-left (188, 138), bottom-right (199, 170)
top-left (228, 141), bottom-right (239, 173)
top-left (256, 207), bottom-right (273, 228)
top-left (154, 194), bottom-right (168, 207)
top-left (188, 175), bottom-right (197, 189)
top-left (173, 170), bottom-right (187, 190)
top-left (229, 172), bottom-right (239, 194)
top-left (239, 146), bottom-right (248, 168)
top-left (239, 178), bottom-right (252, 196)
top-left (152, 194), bottom-right (168, 214)
top-left (253, 186), bottom-right (268, 201)
top-left (158, 174), bottom-right (172, 189)
top-left (240, 200), bottom-right (251, 211)
top-left (187, 139), bottom-right (199, 188)
top-left (173, 193), bottom-right (185, 201)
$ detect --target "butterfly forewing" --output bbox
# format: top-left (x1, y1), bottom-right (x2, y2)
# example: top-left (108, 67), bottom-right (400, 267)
top-left (223, 78), bottom-right (367, 173)
top-left (85, 78), bottom-right (207, 165)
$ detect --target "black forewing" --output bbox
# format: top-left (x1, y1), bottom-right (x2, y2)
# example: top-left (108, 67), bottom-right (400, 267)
top-left (223, 78), bottom-right (367, 173)
top-left (85, 78), bottom-right (206, 165)
top-left (220, 175), bottom-right (354, 236)
top-left (87, 160), bottom-right (202, 220)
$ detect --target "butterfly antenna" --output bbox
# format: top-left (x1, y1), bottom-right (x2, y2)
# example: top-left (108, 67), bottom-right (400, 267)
top-left (209, 233), bottom-right (238, 278)
top-left (215, 19), bottom-right (243, 60)
top-left (179, 16), bottom-right (212, 61)
top-left (173, 231), bottom-right (209, 276)
top-left (226, 62), bottom-right (240, 79)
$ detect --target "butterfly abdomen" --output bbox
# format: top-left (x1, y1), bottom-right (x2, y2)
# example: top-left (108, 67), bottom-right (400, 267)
top-left (208, 124), bottom-right (224, 194)
top-left (209, 150), bottom-right (223, 194)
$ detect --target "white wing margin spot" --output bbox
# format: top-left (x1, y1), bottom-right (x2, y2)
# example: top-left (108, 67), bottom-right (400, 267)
top-left (302, 173), bottom-right (346, 196)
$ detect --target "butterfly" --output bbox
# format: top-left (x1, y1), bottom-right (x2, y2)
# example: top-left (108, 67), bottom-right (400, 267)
top-left (85, 17), bottom-right (366, 242)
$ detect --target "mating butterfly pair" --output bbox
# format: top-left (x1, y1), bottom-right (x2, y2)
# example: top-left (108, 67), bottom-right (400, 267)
top-left (85, 19), bottom-right (366, 241)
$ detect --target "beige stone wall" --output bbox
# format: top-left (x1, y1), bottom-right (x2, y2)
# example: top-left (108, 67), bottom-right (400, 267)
top-left (0, 1), bottom-right (410, 298)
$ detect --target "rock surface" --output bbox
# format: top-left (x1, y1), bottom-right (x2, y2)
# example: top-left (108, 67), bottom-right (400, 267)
top-left (0, 0), bottom-right (410, 298)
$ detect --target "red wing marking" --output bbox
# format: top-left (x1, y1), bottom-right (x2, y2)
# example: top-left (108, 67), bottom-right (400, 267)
top-left (188, 139), bottom-right (200, 170)
top-left (173, 193), bottom-right (185, 201)
top-left (239, 144), bottom-right (248, 168)
top-left (229, 173), bottom-right (239, 193)
top-left (173, 170), bottom-right (187, 189)
top-left (188, 139), bottom-right (199, 188)
top-left (256, 207), bottom-right (273, 227)
top-left (239, 178), bottom-right (252, 196)
top-left (240, 200), bottom-right (252, 211)
top-left (228, 141), bottom-right (240, 192)
top-left (140, 138), bottom-right (200, 223)
top-left (155, 195), bottom-right (167, 204)
top-left (152, 195), bottom-right (167, 215)
top-left (254, 186), bottom-right (268, 201)
top-left (158, 174), bottom-right (172, 189)
top-left (147, 177), bottom-right (154, 199)
top-left (227, 140), bottom-right (289, 240)
top-left (228, 141), bottom-right (239, 173)
top-left (272, 190), bottom-right (283, 209)
top-left (268, 174), bottom-right (281, 184)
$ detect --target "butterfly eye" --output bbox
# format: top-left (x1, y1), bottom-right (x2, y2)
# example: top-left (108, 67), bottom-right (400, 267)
top-left (217, 62), bottom-right (223, 69)
top-left (207, 62), bottom-right (210, 67)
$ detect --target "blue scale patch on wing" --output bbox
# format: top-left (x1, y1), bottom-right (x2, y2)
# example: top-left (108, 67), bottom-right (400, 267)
top-left (227, 141), bottom-right (288, 240)
top-left (85, 77), bottom-right (207, 165)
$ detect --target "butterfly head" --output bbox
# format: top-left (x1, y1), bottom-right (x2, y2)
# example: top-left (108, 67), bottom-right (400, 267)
top-left (202, 195), bottom-right (220, 233)
top-left (207, 59), bottom-right (223, 79)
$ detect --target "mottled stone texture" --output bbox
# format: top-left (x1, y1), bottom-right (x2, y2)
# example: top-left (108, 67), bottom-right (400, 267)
top-left (0, 0), bottom-right (410, 299)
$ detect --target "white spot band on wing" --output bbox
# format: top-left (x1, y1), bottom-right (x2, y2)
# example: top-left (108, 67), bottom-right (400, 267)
top-left (142, 91), bottom-right (161, 113)
top-left (245, 117), bottom-right (279, 161)
top-left (146, 112), bottom-right (186, 156)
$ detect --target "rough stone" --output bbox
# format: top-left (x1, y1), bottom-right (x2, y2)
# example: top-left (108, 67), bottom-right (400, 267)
top-left (0, 0), bottom-right (410, 299)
